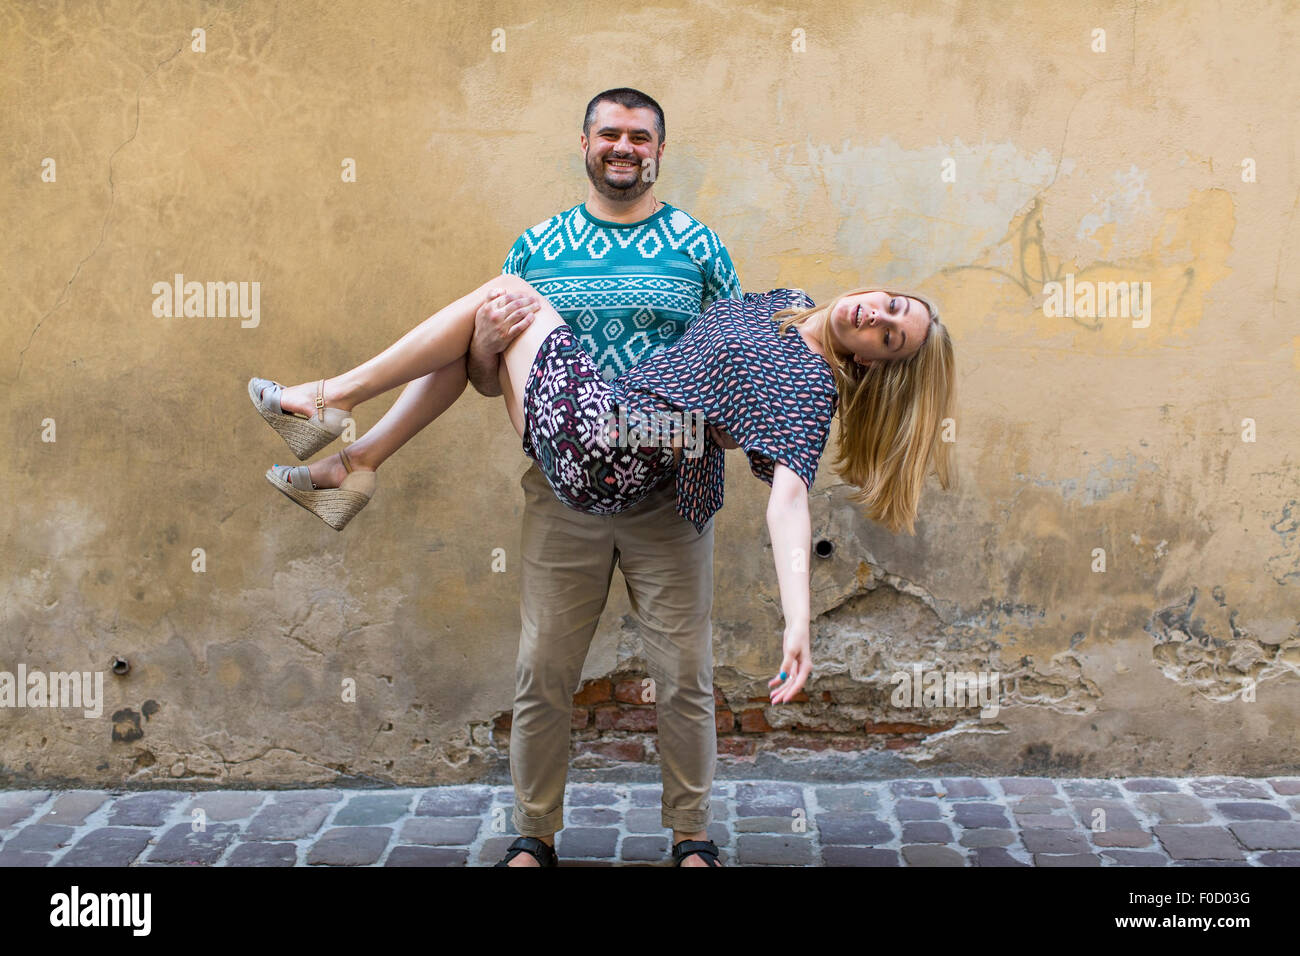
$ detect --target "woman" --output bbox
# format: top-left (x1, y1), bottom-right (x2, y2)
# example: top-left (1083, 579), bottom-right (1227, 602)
top-left (249, 275), bottom-right (956, 701)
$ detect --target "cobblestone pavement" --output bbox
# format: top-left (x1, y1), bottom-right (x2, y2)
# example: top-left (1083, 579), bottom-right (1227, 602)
top-left (2, 777), bottom-right (1298, 866)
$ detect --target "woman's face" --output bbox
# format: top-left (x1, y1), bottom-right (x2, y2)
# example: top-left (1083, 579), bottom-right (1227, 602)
top-left (829, 290), bottom-right (930, 367)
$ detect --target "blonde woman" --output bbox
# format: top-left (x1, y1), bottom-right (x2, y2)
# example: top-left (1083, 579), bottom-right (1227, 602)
top-left (249, 277), bottom-right (956, 703)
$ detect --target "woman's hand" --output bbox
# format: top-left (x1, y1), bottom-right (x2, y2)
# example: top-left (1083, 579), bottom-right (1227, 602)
top-left (769, 625), bottom-right (812, 704)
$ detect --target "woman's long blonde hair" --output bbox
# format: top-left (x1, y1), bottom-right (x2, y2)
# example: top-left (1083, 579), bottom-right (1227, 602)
top-left (773, 287), bottom-right (957, 535)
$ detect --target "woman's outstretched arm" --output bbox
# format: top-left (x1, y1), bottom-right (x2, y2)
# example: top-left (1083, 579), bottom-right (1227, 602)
top-left (766, 462), bottom-right (813, 704)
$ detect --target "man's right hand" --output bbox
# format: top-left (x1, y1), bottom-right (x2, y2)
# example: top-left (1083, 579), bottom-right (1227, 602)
top-left (467, 288), bottom-right (540, 396)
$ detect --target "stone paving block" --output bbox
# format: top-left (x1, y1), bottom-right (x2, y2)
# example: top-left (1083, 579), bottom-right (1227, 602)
top-left (1268, 779), bottom-right (1300, 796)
top-left (398, 816), bottom-right (480, 846)
top-left (901, 821), bottom-right (952, 844)
top-left (0, 853), bottom-right (53, 868)
top-left (5, 823), bottom-right (74, 852)
top-left (107, 792), bottom-right (185, 826)
top-left (735, 782), bottom-right (804, 815)
top-left (629, 788), bottom-right (660, 808)
top-left (621, 835), bottom-right (669, 861)
top-left (1013, 796), bottom-right (1068, 812)
top-left (148, 823), bottom-right (240, 864)
top-left (412, 787), bottom-right (491, 817)
top-left (960, 828), bottom-right (1015, 848)
top-left (568, 807), bottom-right (621, 827)
top-left (735, 815), bottom-right (800, 834)
top-left (901, 845), bottom-right (965, 866)
top-left (706, 823), bottom-right (730, 847)
top-left (1258, 851), bottom-right (1300, 866)
top-left (1021, 829), bottom-right (1090, 854)
top-left (1152, 825), bottom-right (1245, 860)
top-left (896, 799), bottom-right (941, 821)
top-left (737, 834), bottom-right (814, 866)
top-left (1171, 860), bottom-right (1250, 867)
top-left (1013, 813), bottom-right (1075, 829)
top-left (267, 790), bottom-right (344, 805)
top-left (1123, 779), bottom-right (1179, 793)
top-left (814, 787), bottom-right (880, 812)
top-left (0, 791), bottom-right (49, 828)
top-left (556, 827), bottom-right (618, 859)
top-left (226, 842), bottom-right (297, 866)
top-left (822, 846), bottom-right (898, 866)
top-left (1136, 793), bottom-right (1210, 824)
top-left (940, 778), bottom-right (991, 799)
top-left (999, 778), bottom-right (1057, 795)
top-left (306, 827), bottom-right (392, 866)
top-left (890, 780), bottom-right (938, 798)
top-left (1034, 853), bottom-right (1100, 866)
top-left (954, 803), bottom-right (1010, 828)
top-left (1216, 802), bottom-right (1290, 821)
top-left (1061, 780), bottom-right (1124, 799)
top-left (385, 846), bottom-right (467, 866)
top-left (246, 800), bottom-right (332, 840)
top-left (975, 847), bottom-right (1029, 867)
top-left (55, 827), bottom-right (153, 866)
top-left (478, 836), bottom-right (519, 865)
top-left (1188, 779), bottom-right (1270, 800)
top-left (1070, 801), bottom-right (1142, 830)
top-left (568, 787), bottom-right (618, 807)
top-left (1227, 821), bottom-right (1300, 850)
top-left (332, 794), bottom-right (413, 826)
top-left (1101, 849), bottom-right (1169, 865)
top-left (1289, 797), bottom-right (1300, 813)
top-left (39, 791), bottom-right (108, 826)
top-left (186, 792), bottom-right (267, 822)
top-left (815, 812), bottom-right (893, 846)
top-left (1090, 829), bottom-right (1153, 848)
top-left (625, 808), bottom-right (662, 833)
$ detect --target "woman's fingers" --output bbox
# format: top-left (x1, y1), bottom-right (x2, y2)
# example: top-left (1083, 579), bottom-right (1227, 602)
top-left (769, 653), bottom-right (797, 702)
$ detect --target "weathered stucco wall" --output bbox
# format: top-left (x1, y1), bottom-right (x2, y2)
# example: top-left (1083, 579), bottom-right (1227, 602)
top-left (3, 0), bottom-right (1297, 787)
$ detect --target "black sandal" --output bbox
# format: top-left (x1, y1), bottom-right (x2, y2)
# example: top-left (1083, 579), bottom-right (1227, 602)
top-left (671, 838), bottom-right (722, 867)
top-left (494, 836), bottom-right (558, 867)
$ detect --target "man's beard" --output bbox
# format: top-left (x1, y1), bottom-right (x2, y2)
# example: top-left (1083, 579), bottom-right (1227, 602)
top-left (585, 149), bottom-right (656, 202)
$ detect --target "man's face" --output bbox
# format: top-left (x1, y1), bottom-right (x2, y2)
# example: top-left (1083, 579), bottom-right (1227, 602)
top-left (581, 102), bottom-right (664, 202)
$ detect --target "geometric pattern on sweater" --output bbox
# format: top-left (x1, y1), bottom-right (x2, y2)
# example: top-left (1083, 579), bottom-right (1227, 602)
top-left (502, 202), bottom-right (742, 381)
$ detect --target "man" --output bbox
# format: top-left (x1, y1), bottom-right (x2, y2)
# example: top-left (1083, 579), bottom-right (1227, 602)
top-left (467, 88), bottom-right (742, 867)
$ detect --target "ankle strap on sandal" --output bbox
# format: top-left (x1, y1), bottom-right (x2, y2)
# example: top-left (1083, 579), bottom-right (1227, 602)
top-left (339, 447), bottom-right (353, 473)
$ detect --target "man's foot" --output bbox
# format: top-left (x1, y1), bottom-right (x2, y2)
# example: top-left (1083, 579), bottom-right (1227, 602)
top-left (673, 829), bottom-right (719, 867)
top-left (506, 835), bottom-right (555, 866)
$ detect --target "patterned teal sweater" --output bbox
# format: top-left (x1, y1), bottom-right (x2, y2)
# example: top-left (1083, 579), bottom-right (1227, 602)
top-left (502, 202), bottom-right (742, 380)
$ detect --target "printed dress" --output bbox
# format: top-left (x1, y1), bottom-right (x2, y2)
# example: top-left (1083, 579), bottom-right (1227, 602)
top-left (521, 289), bottom-right (840, 531)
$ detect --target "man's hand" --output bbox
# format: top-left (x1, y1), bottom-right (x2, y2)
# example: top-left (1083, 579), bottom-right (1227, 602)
top-left (467, 288), bottom-right (540, 396)
top-left (708, 425), bottom-right (739, 449)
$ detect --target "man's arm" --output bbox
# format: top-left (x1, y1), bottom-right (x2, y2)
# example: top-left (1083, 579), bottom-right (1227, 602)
top-left (466, 290), bottom-right (539, 397)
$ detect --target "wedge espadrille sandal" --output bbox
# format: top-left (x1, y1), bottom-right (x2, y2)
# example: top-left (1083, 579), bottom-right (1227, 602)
top-left (265, 447), bottom-right (376, 531)
top-left (249, 377), bottom-right (350, 460)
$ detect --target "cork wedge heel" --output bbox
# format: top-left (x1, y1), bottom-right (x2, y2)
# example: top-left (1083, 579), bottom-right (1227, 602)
top-left (249, 377), bottom-right (350, 460)
top-left (265, 447), bottom-right (376, 531)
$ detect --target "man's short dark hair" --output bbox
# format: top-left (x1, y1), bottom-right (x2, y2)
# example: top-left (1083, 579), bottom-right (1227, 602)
top-left (583, 88), bottom-right (666, 144)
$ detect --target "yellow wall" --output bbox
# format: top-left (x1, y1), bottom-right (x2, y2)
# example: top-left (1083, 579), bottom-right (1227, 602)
top-left (3, 0), bottom-right (1297, 785)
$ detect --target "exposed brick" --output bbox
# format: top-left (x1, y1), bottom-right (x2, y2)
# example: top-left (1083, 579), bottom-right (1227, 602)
top-left (761, 734), bottom-right (831, 752)
top-left (747, 692), bottom-right (809, 703)
top-left (573, 679), bottom-right (611, 706)
top-left (713, 686), bottom-right (727, 706)
top-left (827, 736), bottom-right (876, 752)
top-left (493, 712), bottom-right (512, 732)
top-left (865, 720), bottom-right (950, 734)
top-left (593, 705), bottom-right (657, 732)
top-left (614, 680), bottom-right (647, 704)
top-left (821, 691), bottom-right (835, 703)
top-left (574, 739), bottom-right (645, 762)
top-left (571, 708), bottom-right (589, 730)
top-left (715, 710), bottom-right (736, 733)
top-left (717, 736), bottom-right (756, 756)
top-left (739, 709), bottom-right (773, 733)
top-left (886, 737), bottom-right (920, 750)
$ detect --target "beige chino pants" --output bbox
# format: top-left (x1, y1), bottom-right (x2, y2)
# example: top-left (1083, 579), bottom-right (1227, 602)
top-left (510, 461), bottom-right (716, 836)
